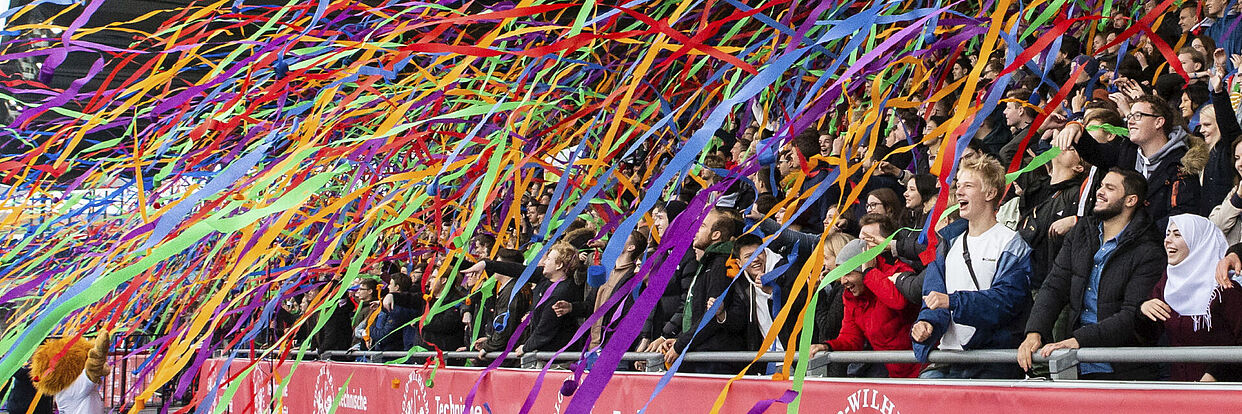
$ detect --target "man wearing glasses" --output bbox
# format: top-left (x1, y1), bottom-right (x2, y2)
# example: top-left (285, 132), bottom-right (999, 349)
top-left (1054, 94), bottom-right (1200, 225)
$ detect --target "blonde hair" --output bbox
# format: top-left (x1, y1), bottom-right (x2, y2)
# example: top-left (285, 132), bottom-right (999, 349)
top-left (957, 156), bottom-right (1006, 205)
top-left (821, 232), bottom-right (856, 272)
top-left (547, 241), bottom-right (579, 273)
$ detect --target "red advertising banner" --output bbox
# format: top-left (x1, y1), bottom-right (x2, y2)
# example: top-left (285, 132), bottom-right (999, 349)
top-left (197, 358), bottom-right (1242, 413)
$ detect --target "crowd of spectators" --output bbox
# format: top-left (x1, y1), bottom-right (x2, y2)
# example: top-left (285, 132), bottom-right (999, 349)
top-left (272, 1), bottom-right (1242, 381)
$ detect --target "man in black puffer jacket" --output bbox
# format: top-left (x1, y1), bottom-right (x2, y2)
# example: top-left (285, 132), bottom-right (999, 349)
top-left (664, 208), bottom-right (749, 374)
top-left (1019, 168), bottom-right (1164, 379)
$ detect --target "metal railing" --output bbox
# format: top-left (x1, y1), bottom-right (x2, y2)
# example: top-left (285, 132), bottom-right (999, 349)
top-left (218, 346), bottom-right (1242, 380)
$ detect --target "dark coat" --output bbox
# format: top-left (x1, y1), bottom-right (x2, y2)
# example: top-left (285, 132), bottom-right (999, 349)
top-left (1138, 276), bottom-right (1242, 381)
top-left (482, 260), bottom-right (583, 353)
top-left (478, 278), bottom-right (533, 353)
top-left (524, 277), bottom-right (583, 352)
top-left (1026, 211), bottom-right (1164, 379)
top-left (739, 254), bottom-right (807, 352)
top-left (1201, 90), bottom-right (1242, 215)
top-left (5, 368), bottom-right (52, 414)
top-left (1017, 175), bottom-right (1086, 288)
top-left (672, 242), bottom-right (749, 356)
top-left (314, 292), bottom-right (357, 354)
top-left (640, 248), bottom-right (686, 342)
top-left (419, 290), bottom-right (466, 352)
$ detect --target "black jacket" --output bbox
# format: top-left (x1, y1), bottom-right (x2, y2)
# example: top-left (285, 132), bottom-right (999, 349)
top-left (420, 289), bottom-right (466, 352)
top-left (1026, 211), bottom-right (1164, 379)
top-left (314, 290), bottom-right (357, 354)
top-left (641, 248), bottom-right (686, 341)
top-left (5, 368), bottom-right (52, 414)
top-left (672, 242), bottom-right (748, 355)
top-left (1201, 90), bottom-right (1242, 214)
top-left (525, 277), bottom-right (583, 352)
top-left (479, 278), bottom-right (533, 353)
top-left (483, 260), bottom-right (584, 352)
top-left (813, 280), bottom-right (847, 344)
top-left (660, 252), bottom-right (702, 340)
top-left (1074, 131), bottom-right (1199, 225)
top-left (1017, 175), bottom-right (1086, 288)
top-left (738, 255), bottom-right (806, 352)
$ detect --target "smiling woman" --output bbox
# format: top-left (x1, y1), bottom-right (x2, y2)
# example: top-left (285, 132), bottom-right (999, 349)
top-left (1140, 214), bottom-right (1242, 381)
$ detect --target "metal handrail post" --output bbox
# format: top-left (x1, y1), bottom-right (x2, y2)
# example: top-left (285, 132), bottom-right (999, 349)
top-left (808, 353), bottom-right (830, 377)
top-left (521, 353), bottom-right (540, 369)
top-left (645, 354), bottom-right (666, 372)
top-left (1047, 349), bottom-right (1079, 380)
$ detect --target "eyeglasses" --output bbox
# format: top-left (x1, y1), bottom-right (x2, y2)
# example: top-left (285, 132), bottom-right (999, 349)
top-left (866, 202), bottom-right (884, 209)
top-left (1125, 111), bottom-right (1160, 122)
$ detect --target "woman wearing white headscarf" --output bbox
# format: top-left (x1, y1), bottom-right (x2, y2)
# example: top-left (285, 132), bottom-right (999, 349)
top-left (1140, 214), bottom-right (1242, 381)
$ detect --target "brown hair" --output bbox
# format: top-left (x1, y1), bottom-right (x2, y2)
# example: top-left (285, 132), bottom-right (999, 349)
top-left (1131, 94), bottom-right (1182, 135)
top-left (858, 213), bottom-right (898, 236)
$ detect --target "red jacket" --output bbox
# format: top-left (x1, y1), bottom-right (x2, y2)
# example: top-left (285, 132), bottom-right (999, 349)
top-left (827, 256), bottom-right (923, 378)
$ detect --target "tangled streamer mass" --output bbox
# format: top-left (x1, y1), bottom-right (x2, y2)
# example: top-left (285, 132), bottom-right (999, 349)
top-left (0, 0), bottom-right (1197, 412)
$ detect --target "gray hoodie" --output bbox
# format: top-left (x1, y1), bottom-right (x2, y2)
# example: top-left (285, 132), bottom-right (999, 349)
top-left (1135, 127), bottom-right (1188, 178)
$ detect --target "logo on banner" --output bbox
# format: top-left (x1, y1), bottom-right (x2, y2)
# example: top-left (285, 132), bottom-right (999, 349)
top-left (402, 370), bottom-right (431, 414)
top-left (835, 388), bottom-right (900, 414)
top-left (312, 365), bottom-right (337, 414)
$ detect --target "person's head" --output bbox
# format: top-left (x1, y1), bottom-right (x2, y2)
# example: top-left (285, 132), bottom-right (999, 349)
top-left (496, 248), bottom-right (525, 264)
top-left (951, 59), bottom-right (970, 81)
top-left (858, 213), bottom-right (897, 251)
top-left (1093, 28), bottom-right (1115, 54)
top-left (821, 232), bottom-right (855, 272)
top-left (1105, 31), bottom-right (1121, 54)
top-left (390, 272), bottom-right (413, 293)
top-left (960, 138), bottom-right (989, 161)
top-left (1200, 105), bottom-right (1220, 142)
top-left (924, 114), bottom-right (950, 139)
top-left (822, 204), bottom-right (840, 234)
top-left (471, 233), bottom-right (496, 258)
top-left (1206, 0), bottom-right (1228, 17)
top-left (622, 229), bottom-right (648, 262)
top-left (538, 241), bottom-right (579, 279)
top-left (693, 207), bottom-right (742, 250)
top-left (1179, 1), bottom-right (1200, 32)
top-left (1093, 168), bottom-right (1148, 222)
top-left (834, 239), bottom-right (870, 296)
top-left (733, 234), bottom-right (767, 278)
top-left (865, 187), bottom-right (904, 220)
top-left (652, 203), bottom-right (670, 236)
top-left (904, 173), bottom-right (939, 211)
top-left (887, 111), bottom-right (922, 145)
top-left (1127, 95), bottom-right (1177, 145)
top-left (1003, 89), bottom-right (1037, 128)
top-left (1178, 46), bottom-right (1207, 74)
top-left (526, 203), bottom-right (547, 223)
top-left (818, 131), bottom-right (836, 156)
top-left (731, 136), bottom-right (751, 163)
top-left (1232, 138), bottom-right (1242, 179)
top-left (790, 127), bottom-right (822, 162)
top-left (1050, 145), bottom-right (1087, 176)
top-left (355, 278), bottom-right (380, 302)
top-left (1192, 35), bottom-right (1217, 58)
top-left (954, 156), bottom-right (1006, 222)
top-left (1165, 214), bottom-right (1229, 268)
top-left (1165, 220), bottom-right (1191, 266)
top-left (981, 58), bottom-right (1006, 85)
top-left (1084, 108), bottom-right (1125, 143)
